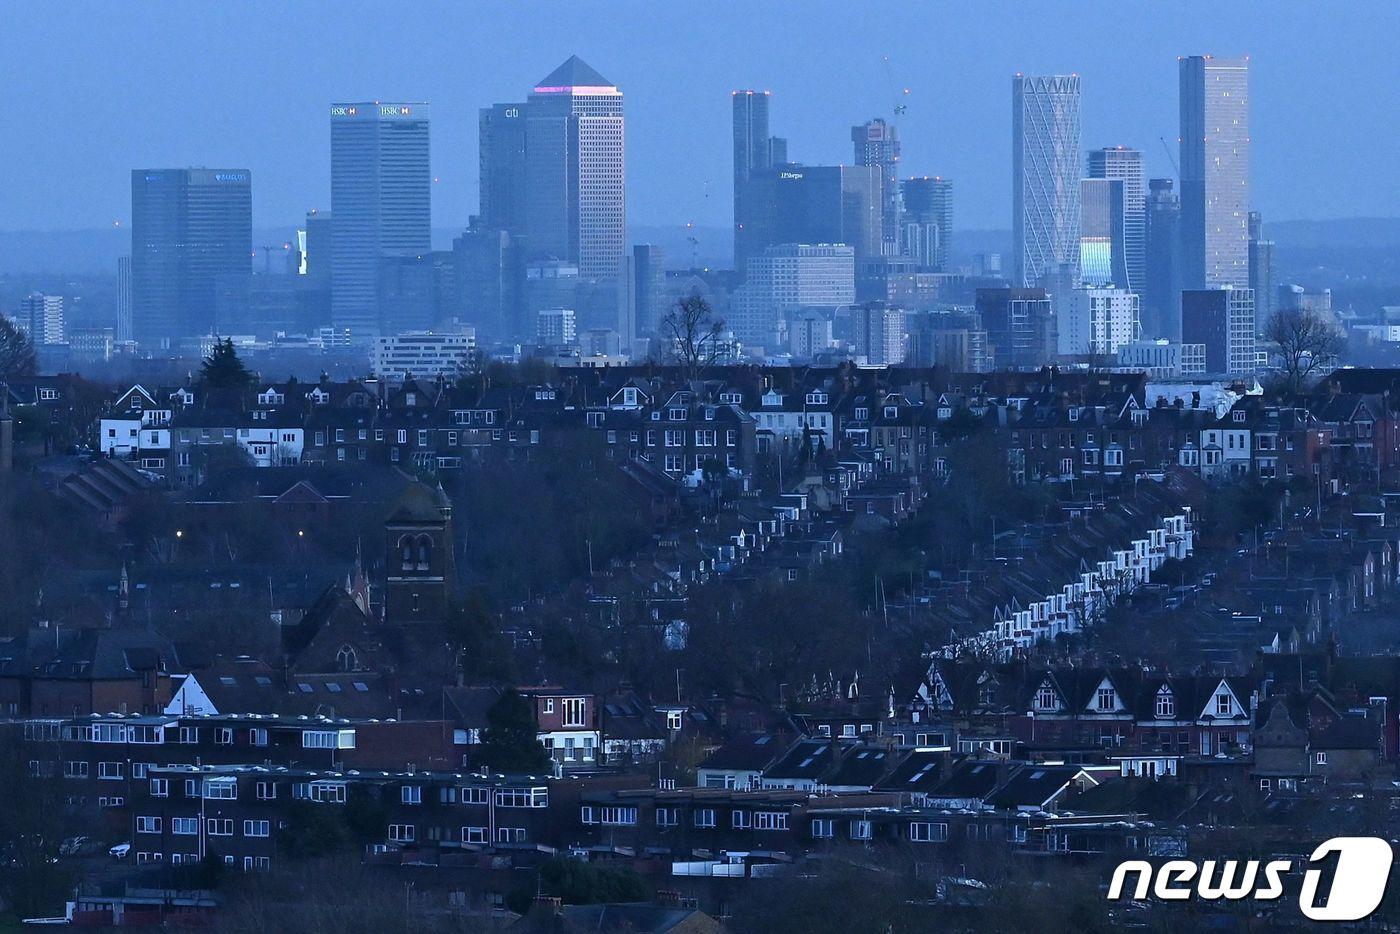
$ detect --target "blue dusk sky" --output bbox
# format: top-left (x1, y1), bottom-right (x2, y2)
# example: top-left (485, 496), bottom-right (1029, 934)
top-left (2, 0), bottom-right (1397, 231)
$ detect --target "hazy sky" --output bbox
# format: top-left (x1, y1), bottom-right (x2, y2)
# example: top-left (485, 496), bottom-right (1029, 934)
top-left (3, 1), bottom-right (1397, 233)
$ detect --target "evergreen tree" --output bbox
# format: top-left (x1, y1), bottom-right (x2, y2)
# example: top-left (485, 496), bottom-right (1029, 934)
top-left (199, 337), bottom-right (254, 393)
top-left (480, 689), bottom-right (553, 774)
top-left (0, 316), bottom-right (36, 383)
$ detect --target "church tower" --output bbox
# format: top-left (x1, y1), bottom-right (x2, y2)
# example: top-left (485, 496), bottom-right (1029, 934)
top-left (383, 481), bottom-right (456, 624)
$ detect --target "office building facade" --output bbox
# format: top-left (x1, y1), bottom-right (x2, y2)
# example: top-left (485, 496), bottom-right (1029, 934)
top-left (1012, 75), bottom-right (1081, 287)
top-left (525, 57), bottom-right (625, 281)
top-left (1182, 286), bottom-right (1255, 376)
top-left (733, 90), bottom-right (777, 269)
top-left (372, 330), bottom-right (477, 380)
top-left (742, 164), bottom-right (883, 264)
top-left (733, 244), bottom-right (855, 347)
top-left (330, 102), bottom-right (431, 340)
top-left (1179, 55), bottom-right (1250, 288)
top-left (978, 287), bottom-right (1054, 369)
top-left (131, 168), bottom-right (252, 346)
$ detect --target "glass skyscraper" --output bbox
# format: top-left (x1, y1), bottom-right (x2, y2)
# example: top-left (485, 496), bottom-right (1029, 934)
top-left (901, 176), bottom-right (953, 271)
top-left (130, 168), bottom-right (252, 346)
top-left (525, 56), bottom-right (625, 282)
top-left (1012, 75), bottom-right (1081, 287)
top-left (1087, 147), bottom-right (1145, 293)
top-left (478, 102), bottom-right (528, 236)
top-left (1144, 178), bottom-right (1182, 340)
top-left (1078, 177), bottom-right (1130, 289)
top-left (330, 102), bottom-right (431, 340)
top-left (1179, 55), bottom-right (1250, 288)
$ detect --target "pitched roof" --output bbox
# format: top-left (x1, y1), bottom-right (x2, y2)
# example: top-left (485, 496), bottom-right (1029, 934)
top-left (535, 55), bottom-right (613, 90)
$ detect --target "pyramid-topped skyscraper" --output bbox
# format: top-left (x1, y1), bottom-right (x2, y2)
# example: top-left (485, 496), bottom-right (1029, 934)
top-left (524, 56), bottom-right (625, 282)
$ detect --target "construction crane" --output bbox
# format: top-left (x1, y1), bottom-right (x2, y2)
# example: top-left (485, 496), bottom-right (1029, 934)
top-left (882, 55), bottom-right (911, 125)
top-left (1158, 136), bottom-right (1179, 175)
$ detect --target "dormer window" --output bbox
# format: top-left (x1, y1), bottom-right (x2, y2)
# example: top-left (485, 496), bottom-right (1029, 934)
top-left (884, 406), bottom-right (898, 419)
top-left (1069, 409), bottom-right (1080, 422)
top-left (1232, 411), bottom-right (1245, 423)
top-left (1155, 687), bottom-right (1174, 719)
top-left (1216, 693), bottom-right (1232, 716)
top-left (1034, 685), bottom-right (1057, 711)
top-left (807, 392), bottom-right (827, 406)
top-left (669, 407), bottom-right (687, 421)
top-left (1096, 687), bottom-right (1115, 711)
top-left (855, 407), bottom-right (869, 421)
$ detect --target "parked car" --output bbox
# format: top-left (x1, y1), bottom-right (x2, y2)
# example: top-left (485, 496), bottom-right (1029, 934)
top-left (108, 843), bottom-right (130, 860)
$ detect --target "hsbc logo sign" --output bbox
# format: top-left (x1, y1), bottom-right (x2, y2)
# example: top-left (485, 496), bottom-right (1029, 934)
top-left (1108, 837), bottom-right (1393, 922)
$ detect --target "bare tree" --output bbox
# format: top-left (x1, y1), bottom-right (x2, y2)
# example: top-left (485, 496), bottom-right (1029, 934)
top-left (1266, 306), bottom-right (1344, 395)
top-left (660, 293), bottom-right (728, 378)
top-left (0, 316), bottom-right (37, 383)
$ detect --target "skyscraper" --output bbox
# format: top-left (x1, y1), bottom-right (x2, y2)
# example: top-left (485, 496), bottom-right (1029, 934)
top-left (525, 56), bottom-right (625, 281)
top-left (1179, 55), bottom-right (1250, 288)
top-left (900, 176), bottom-right (952, 270)
top-left (852, 118), bottom-right (901, 255)
top-left (478, 102), bottom-right (528, 236)
top-left (628, 244), bottom-right (667, 339)
top-left (1248, 211), bottom-right (1277, 334)
top-left (1078, 178), bottom-right (1130, 289)
top-left (1144, 178), bottom-right (1181, 340)
top-left (330, 102), bottom-right (431, 340)
top-left (734, 90), bottom-right (772, 269)
top-left (131, 168), bottom-right (252, 346)
top-left (1012, 75), bottom-right (1082, 287)
top-left (116, 256), bottom-right (132, 343)
top-left (1087, 147), bottom-right (1145, 292)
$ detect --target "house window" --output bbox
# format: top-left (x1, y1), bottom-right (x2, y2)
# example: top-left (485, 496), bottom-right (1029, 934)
top-left (462, 826), bottom-right (488, 843)
top-left (244, 820), bottom-right (270, 838)
top-left (98, 761), bottom-right (124, 780)
top-left (136, 816), bottom-right (161, 834)
top-left (1035, 686), bottom-right (1057, 711)
top-left (811, 819), bottom-right (835, 838)
top-left (849, 820), bottom-right (872, 840)
top-left (206, 819), bottom-right (234, 836)
top-left (202, 778), bottom-right (237, 799)
top-left (216, 728), bottom-right (233, 745)
top-left (754, 812), bottom-right (788, 831)
top-left (1316, 752), bottom-right (1328, 765)
top-left (150, 778), bottom-right (169, 797)
top-left (388, 824), bottom-right (416, 842)
top-left (172, 817), bottom-right (199, 835)
top-left (257, 781), bottom-right (276, 800)
top-left (666, 711), bottom-right (682, 731)
top-left (402, 785), bottom-right (422, 805)
top-left (1096, 687), bottom-right (1115, 711)
top-left (562, 698), bottom-right (586, 727)
top-left (909, 821), bottom-right (948, 843)
top-left (1216, 693), bottom-right (1232, 716)
top-left (731, 810), bottom-right (751, 829)
top-left (656, 808), bottom-right (680, 828)
top-left (694, 808), bottom-right (716, 828)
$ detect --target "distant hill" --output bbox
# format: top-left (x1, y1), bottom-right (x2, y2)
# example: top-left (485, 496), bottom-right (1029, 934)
top-left (2, 218), bottom-right (1398, 277)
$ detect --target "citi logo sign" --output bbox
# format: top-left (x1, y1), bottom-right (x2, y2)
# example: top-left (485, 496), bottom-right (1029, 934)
top-left (1108, 837), bottom-right (1393, 922)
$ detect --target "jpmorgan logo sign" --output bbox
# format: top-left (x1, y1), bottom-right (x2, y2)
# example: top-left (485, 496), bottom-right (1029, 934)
top-left (1108, 837), bottom-right (1393, 922)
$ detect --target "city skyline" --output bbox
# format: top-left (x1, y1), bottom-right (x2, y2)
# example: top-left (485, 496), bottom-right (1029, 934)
top-left (3, 1), bottom-right (1398, 234)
